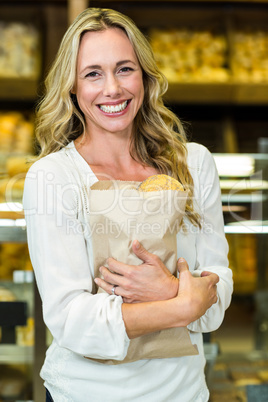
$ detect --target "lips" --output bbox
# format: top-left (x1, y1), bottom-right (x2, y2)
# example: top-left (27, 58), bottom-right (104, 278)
top-left (98, 100), bottom-right (130, 114)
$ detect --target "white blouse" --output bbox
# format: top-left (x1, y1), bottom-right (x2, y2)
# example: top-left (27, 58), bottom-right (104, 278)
top-left (23, 141), bottom-right (233, 402)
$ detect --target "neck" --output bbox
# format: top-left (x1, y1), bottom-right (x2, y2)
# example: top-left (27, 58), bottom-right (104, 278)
top-left (74, 129), bottom-right (159, 182)
top-left (75, 129), bottom-right (136, 168)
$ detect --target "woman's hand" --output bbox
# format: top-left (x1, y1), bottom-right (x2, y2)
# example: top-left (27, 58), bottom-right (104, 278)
top-left (94, 240), bottom-right (179, 303)
top-left (121, 257), bottom-right (220, 338)
top-left (176, 258), bottom-right (219, 325)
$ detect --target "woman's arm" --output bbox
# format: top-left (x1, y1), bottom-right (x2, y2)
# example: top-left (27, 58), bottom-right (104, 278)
top-left (121, 257), bottom-right (219, 339)
top-left (23, 157), bottom-right (129, 360)
top-left (95, 242), bottom-right (219, 339)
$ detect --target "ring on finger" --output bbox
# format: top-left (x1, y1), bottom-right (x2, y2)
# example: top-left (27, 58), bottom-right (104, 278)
top-left (111, 285), bottom-right (118, 296)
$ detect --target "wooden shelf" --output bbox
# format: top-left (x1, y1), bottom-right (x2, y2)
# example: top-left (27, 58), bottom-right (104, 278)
top-left (90, 0), bottom-right (268, 3)
top-left (0, 211), bottom-right (25, 220)
top-left (0, 78), bottom-right (40, 102)
top-left (165, 82), bottom-right (268, 104)
top-left (0, 345), bottom-right (33, 364)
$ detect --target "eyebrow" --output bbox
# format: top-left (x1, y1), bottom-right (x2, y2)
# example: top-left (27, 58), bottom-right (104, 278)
top-left (80, 59), bottom-right (136, 73)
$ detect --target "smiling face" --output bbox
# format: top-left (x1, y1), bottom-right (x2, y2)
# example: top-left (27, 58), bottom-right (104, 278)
top-left (73, 28), bottom-right (144, 139)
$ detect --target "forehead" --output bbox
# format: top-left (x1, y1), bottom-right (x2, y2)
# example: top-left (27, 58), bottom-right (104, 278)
top-left (77, 28), bottom-right (138, 66)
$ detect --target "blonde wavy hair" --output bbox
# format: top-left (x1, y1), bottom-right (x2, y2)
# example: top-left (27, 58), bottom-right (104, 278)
top-left (35, 8), bottom-right (200, 226)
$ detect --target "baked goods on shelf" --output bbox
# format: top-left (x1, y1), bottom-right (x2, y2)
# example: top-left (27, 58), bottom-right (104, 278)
top-left (148, 25), bottom-right (268, 84)
top-left (0, 285), bottom-right (16, 301)
top-left (0, 177), bottom-right (26, 204)
top-left (0, 112), bottom-right (34, 203)
top-left (149, 27), bottom-right (229, 83)
top-left (231, 29), bottom-right (268, 83)
top-left (226, 234), bottom-right (257, 294)
top-left (0, 21), bottom-right (41, 79)
top-left (0, 112), bottom-right (34, 155)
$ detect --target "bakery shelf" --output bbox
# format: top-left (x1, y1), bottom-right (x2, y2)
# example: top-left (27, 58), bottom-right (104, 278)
top-left (0, 225), bottom-right (27, 243)
top-left (225, 221), bottom-right (268, 234)
top-left (0, 79), bottom-right (40, 102)
top-left (90, 0), bottom-right (268, 3)
top-left (165, 82), bottom-right (268, 105)
top-left (221, 194), bottom-right (267, 203)
top-left (0, 345), bottom-right (33, 364)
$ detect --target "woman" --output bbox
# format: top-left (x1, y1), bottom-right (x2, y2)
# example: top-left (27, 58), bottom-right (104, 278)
top-left (23, 8), bottom-right (233, 402)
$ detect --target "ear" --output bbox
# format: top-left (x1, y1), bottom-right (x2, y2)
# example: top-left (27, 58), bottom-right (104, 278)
top-left (70, 83), bottom-right (77, 94)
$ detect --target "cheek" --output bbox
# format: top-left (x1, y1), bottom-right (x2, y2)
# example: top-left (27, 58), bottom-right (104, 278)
top-left (131, 75), bottom-right (144, 102)
top-left (76, 86), bottom-right (96, 110)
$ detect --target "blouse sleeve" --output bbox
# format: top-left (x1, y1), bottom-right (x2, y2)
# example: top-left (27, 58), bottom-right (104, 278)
top-left (23, 156), bottom-right (129, 360)
top-left (186, 144), bottom-right (233, 333)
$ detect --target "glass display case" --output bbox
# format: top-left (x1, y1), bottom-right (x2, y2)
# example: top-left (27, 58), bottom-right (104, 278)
top-left (212, 152), bottom-right (268, 356)
top-left (214, 153), bottom-right (268, 295)
top-left (0, 224), bottom-right (34, 401)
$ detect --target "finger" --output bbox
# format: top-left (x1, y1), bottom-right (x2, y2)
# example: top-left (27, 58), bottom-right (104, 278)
top-left (177, 257), bottom-right (189, 273)
top-left (106, 258), bottom-right (131, 276)
top-left (94, 277), bottom-right (123, 297)
top-left (201, 271), bottom-right (220, 284)
top-left (132, 240), bottom-right (153, 263)
top-left (122, 297), bottom-right (137, 304)
top-left (209, 273), bottom-right (220, 285)
top-left (100, 266), bottom-right (123, 286)
top-left (200, 271), bottom-right (211, 277)
top-left (94, 277), bottom-right (115, 294)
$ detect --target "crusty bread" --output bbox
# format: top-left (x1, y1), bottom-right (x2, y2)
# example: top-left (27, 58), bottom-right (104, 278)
top-left (138, 174), bottom-right (184, 192)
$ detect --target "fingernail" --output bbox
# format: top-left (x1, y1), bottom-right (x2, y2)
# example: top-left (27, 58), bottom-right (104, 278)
top-left (94, 278), bottom-right (100, 285)
top-left (134, 240), bottom-right (140, 249)
top-left (178, 258), bottom-right (185, 263)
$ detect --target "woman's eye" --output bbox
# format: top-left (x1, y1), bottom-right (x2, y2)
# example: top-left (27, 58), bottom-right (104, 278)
top-left (86, 71), bottom-right (99, 78)
top-left (119, 67), bottom-right (133, 73)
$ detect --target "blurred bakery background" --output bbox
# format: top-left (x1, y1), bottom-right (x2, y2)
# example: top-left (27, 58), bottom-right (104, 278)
top-left (0, 1), bottom-right (267, 401)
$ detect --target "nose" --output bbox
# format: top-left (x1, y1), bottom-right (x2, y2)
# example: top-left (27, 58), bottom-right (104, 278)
top-left (103, 73), bottom-right (122, 98)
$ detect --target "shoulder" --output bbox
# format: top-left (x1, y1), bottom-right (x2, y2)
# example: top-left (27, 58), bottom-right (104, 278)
top-left (186, 142), bottom-right (219, 193)
top-left (27, 148), bottom-right (69, 174)
top-left (26, 147), bottom-right (74, 185)
top-left (186, 142), bottom-right (213, 161)
top-left (186, 142), bottom-right (216, 172)
top-left (23, 146), bottom-right (79, 211)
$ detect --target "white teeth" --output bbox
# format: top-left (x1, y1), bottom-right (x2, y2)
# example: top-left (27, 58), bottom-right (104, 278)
top-left (99, 101), bottom-right (128, 113)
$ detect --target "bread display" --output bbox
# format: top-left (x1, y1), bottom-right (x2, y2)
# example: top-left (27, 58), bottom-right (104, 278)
top-left (231, 29), bottom-right (268, 82)
top-left (0, 112), bottom-right (34, 203)
top-left (149, 26), bottom-right (268, 83)
top-left (0, 21), bottom-right (41, 79)
top-left (226, 234), bottom-right (257, 294)
top-left (149, 27), bottom-right (229, 82)
top-left (6, 155), bottom-right (32, 178)
top-left (0, 112), bottom-right (34, 155)
top-left (0, 285), bottom-right (16, 301)
top-left (0, 161), bottom-right (32, 203)
top-left (138, 174), bottom-right (184, 192)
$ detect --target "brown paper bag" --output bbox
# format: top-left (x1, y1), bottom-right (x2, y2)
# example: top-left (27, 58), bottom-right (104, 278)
top-left (86, 180), bottom-right (198, 364)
